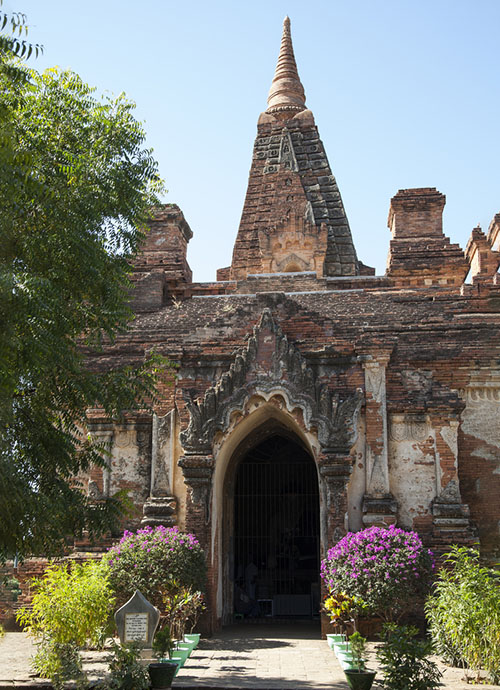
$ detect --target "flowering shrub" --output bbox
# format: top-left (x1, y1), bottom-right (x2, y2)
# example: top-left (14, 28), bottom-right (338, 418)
top-left (321, 525), bottom-right (434, 621)
top-left (103, 525), bottom-right (206, 611)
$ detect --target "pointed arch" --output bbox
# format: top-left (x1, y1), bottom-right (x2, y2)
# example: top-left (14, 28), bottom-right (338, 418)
top-left (212, 401), bottom-right (320, 623)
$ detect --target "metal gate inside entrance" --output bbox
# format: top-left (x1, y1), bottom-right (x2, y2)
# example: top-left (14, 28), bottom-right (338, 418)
top-left (233, 434), bottom-right (320, 619)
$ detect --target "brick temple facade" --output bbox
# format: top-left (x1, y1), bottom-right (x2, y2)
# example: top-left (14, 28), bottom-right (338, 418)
top-left (3, 18), bottom-right (500, 632)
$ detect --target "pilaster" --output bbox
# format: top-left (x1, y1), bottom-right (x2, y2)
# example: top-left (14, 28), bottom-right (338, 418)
top-left (87, 428), bottom-right (114, 499)
top-left (430, 415), bottom-right (475, 550)
top-left (360, 353), bottom-right (398, 527)
top-left (142, 411), bottom-right (178, 527)
top-left (178, 452), bottom-right (216, 633)
top-left (318, 452), bottom-right (352, 551)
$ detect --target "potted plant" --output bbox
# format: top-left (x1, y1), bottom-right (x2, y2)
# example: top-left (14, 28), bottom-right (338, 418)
top-left (183, 589), bottom-right (205, 649)
top-left (161, 580), bottom-right (193, 666)
top-left (148, 625), bottom-right (178, 690)
top-left (323, 591), bottom-right (365, 638)
top-left (343, 631), bottom-right (376, 690)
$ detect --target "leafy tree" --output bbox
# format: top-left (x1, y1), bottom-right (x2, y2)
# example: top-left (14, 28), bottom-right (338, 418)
top-left (0, 4), bottom-right (42, 61)
top-left (0, 9), bottom-right (165, 559)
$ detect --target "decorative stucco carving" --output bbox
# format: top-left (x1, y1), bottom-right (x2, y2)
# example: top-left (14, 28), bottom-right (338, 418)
top-left (318, 458), bottom-right (352, 547)
top-left (180, 308), bottom-right (362, 455)
top-left (436, 478), bottom-right (462, 504)
top-left (136, 429), bottom-right (150, 456)
top-left (142, 411), bottom-right (178, 527)
top-left (389, 414), bottom-right (430, 442)
top-left (150, 410), bottom-right (175, 496)
top-left (463, 386), bottom-right (500, 402)
top-left (178, 454), bottom-right (213, 524)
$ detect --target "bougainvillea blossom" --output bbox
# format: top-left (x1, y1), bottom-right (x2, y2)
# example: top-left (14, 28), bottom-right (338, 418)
top-left (321, 525), bottom-right (434, 621)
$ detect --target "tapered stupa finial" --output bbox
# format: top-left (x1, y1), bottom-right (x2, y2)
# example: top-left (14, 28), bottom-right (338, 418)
top-left (266, 16), bottom-right (306, 114)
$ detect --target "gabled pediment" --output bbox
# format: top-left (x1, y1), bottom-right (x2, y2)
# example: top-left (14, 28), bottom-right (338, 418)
top-left (180, 309), bottom-right (362, 455)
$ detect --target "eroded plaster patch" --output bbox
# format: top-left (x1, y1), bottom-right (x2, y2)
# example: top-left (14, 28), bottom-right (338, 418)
top-left (388, 415), bottom-right (437, 529)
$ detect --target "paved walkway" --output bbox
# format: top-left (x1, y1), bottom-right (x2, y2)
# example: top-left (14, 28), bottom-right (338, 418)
top-left (177, 623), bottom-right (344, 689)
top-left (0, 624), bottom-right (497, 689)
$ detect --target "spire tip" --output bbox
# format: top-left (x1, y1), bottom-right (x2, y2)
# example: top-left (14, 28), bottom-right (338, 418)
top-left (266, 16), bottom-right (306, 114)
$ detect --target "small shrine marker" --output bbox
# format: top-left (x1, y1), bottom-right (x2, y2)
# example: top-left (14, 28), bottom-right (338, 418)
top-left (114, 590), bottom-right (160, 648)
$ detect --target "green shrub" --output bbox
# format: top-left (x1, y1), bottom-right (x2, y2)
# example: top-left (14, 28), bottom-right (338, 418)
top-left (103, 525), bottom-right (206, 612)
top-left (17, 559), bottom-right (115, 650)
top-left (103, 641), bottom-right (150, 690)
top-left (32, 640), bottom-right (86, 690)
top-left (160, 578), bottom-right (205, 642)
top-left (0, 623), bottom-right (4, 639)
top-left (348, 631), bottom-right (367, 671)
top-left (152, 624), bottom-right (175, 660)
top-left (376, 623), bottom-right (442, 690)
top-left (425, 546), bottom-right (500, 683)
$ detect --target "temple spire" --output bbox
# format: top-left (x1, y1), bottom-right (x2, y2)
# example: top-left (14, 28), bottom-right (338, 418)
top-left (266, 16), bottom-right (306, 114)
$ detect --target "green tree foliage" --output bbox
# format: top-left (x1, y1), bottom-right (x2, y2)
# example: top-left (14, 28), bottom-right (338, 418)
top-left (0, 10), bottom-right (165, 558)
top-left (0, 5), bottom-right (42, 62)
top-left (425, 546), bottom-right (500, 684)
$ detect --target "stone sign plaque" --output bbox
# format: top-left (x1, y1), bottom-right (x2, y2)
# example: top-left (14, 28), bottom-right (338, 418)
top-left (114, 589), bottom-right (160, 649)
top-left (124, 612), bottom-right (148, 642)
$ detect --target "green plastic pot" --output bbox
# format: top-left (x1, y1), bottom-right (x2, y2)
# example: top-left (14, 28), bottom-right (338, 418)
top-left (326, 633), bottom-right (345, 649)
top-left (344, 669), bottom-right (376, 690)
top-left (179, 642), bottom-right (192, 657)
top-left (339, 655), bottom-right (366, 671)
top-left (172, 645), bottom-right (190, 668)
top-left (184, 633), bottom-right (200, 648)
top-left (171, 653), bottom-right (185, 670)
top-left (334, 641), bottom-right (350, 655)
top-left (337, 651), bottom-right (355, 669)
top-left (148, 661), bottom-right (178, 689)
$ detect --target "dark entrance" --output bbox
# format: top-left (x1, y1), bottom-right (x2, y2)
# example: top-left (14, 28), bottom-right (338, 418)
top-left (233, 434), bottom-right (320, 619)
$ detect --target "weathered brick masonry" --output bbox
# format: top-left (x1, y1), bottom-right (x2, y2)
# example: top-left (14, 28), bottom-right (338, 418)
top-left (3, 17), bottom-right (500, 633)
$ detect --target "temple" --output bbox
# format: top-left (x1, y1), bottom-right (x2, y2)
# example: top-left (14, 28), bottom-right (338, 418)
top-left (4, 18), bottom-right (500, 633)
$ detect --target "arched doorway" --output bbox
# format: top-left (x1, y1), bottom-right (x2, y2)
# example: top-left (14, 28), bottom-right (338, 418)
top-left (231, 432), bottom-right (320, 621)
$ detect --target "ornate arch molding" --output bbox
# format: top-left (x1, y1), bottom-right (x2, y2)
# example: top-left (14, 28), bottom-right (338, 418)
top-left (180, 308), bottom-right (362, 457)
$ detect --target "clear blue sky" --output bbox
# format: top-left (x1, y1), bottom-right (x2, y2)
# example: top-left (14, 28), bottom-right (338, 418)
top-left (7, 0), bottom-right (500, 281)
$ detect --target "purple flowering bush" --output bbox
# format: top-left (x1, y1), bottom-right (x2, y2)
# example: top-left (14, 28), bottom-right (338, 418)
top-left (103, 525), bottom-right (206, 610)
top-left (321, 525), bottom-right (435, 621)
